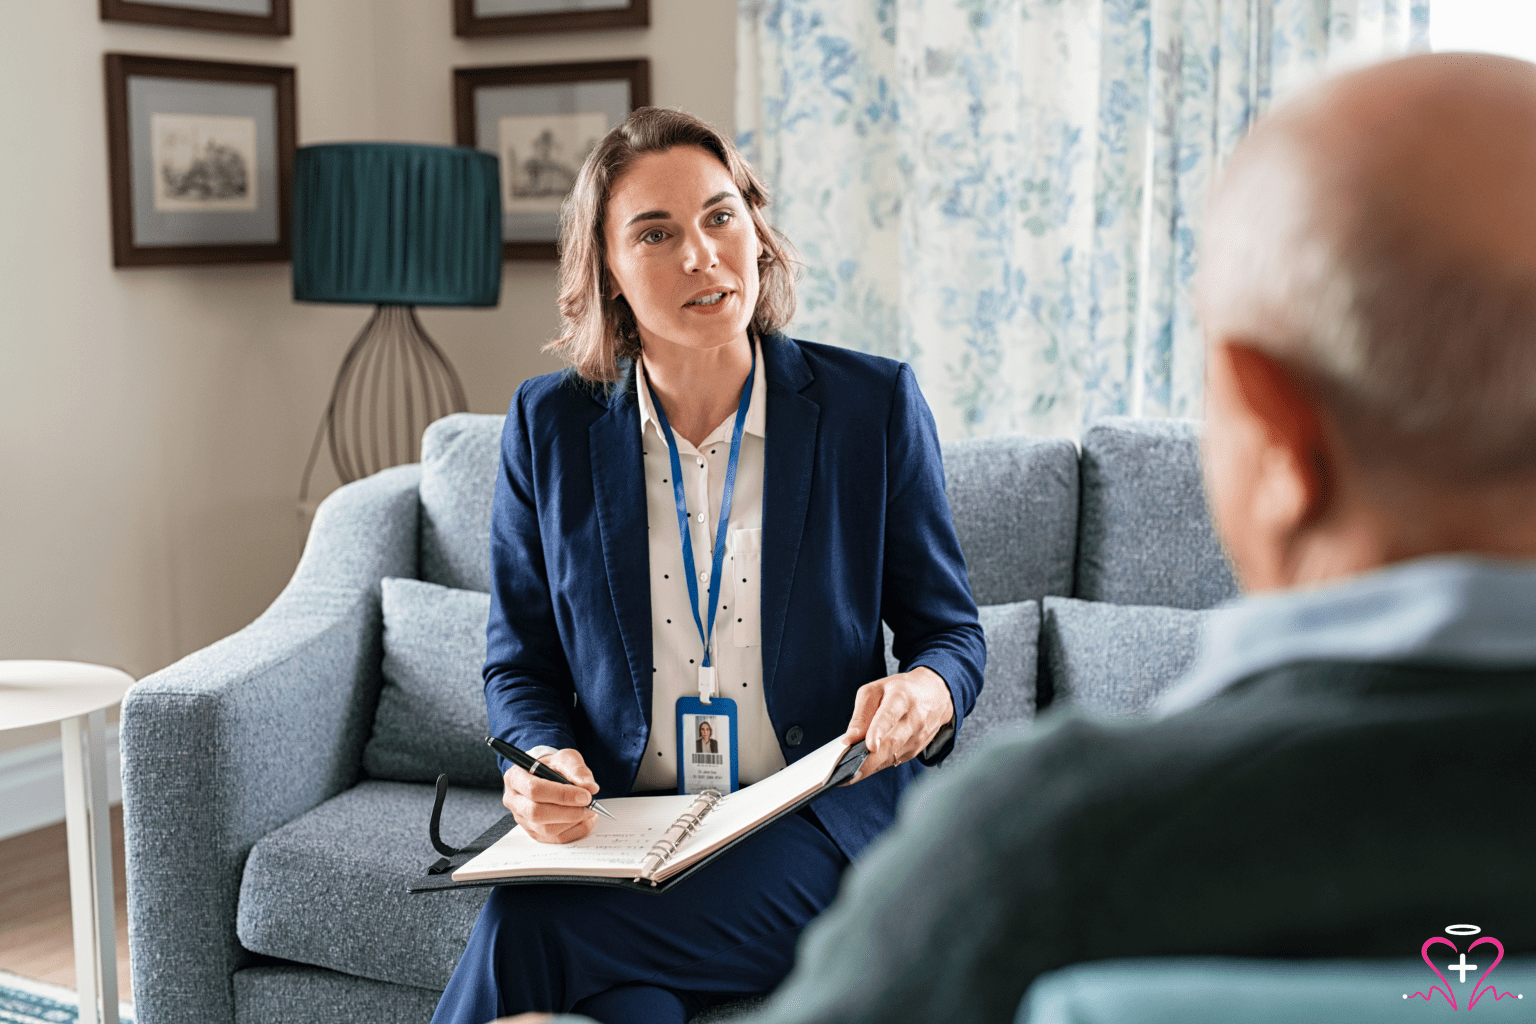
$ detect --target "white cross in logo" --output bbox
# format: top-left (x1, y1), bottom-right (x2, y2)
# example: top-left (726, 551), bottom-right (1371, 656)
top-left (1449, 953), bottom-right (1479, 983)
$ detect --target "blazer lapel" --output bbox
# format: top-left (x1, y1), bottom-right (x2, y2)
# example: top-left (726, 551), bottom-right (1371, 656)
top-left (759, 335), bottom-right (819, 708)
top-left (589, 371), bottom-right (654, 725)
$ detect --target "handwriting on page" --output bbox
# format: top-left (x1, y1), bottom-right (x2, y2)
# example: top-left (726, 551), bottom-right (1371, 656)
top-left (471, 796), bottom-right (697, 873)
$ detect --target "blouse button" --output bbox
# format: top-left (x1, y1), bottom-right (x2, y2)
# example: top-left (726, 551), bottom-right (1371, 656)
top-left (785, 726), bottom-right (804, 748)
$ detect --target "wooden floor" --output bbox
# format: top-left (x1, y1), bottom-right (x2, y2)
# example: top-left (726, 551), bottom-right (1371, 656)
top-left (0, 806), bottom-right (133, 1001)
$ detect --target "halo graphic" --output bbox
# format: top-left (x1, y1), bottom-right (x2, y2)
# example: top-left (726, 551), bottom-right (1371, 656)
top-left (1446, 924), bottom-right (1482, 936)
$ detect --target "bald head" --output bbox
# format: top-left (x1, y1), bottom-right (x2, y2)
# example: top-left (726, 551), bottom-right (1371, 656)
top-left (1202, 53), bottom-right (1536, 480)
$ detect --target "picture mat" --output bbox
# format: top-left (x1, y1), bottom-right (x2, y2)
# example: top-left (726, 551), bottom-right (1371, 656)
top-left (452, 737), bottom-right (851, 883)
top-left (498, 111), bottom-right (607, 213)
top-left (127, 0), bottom-right (272, 11)
top-left (475, 0), bottom-right (628, 14)
top-left (474, 79), bottom-right (630, 242)
top-left (150, 113), bottom-right (258, 212)
top-left (128, 76), bottom-right (279, 246)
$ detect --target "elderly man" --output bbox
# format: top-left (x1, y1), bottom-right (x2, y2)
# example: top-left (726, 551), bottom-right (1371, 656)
top-left (505, 50), bottom-right (1536, 1024)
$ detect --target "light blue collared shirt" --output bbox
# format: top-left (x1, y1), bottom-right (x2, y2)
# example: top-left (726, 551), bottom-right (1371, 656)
top-left (1155, 555), bottom-right (1536, 718)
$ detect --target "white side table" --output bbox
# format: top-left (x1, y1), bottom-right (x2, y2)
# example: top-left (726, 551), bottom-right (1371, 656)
top-left (0, 661), bottom-right (134, 1024)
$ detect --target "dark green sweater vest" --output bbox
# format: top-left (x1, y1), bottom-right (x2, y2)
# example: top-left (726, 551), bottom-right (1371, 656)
top-left (762, 661), bottom-right (1536, 1024)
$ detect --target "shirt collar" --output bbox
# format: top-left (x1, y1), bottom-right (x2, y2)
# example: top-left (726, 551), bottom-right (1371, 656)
top-left (1154, 555), bottom-right (1536, 718)
top-left (637, 337), bottom-right (767, 447)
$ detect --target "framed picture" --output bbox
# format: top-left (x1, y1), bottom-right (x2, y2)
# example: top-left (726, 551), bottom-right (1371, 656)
top-left (453, 0), bottom-right (648, 38)
top-left (104, 54), bottom-right (297, 268)
top-left (100, 0), bottom-right (291, 36)
top-left (455, 59), bottom-right (650, 260)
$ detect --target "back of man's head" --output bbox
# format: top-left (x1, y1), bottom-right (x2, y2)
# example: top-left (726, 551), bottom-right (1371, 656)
top-left (1199, 53), bottom-right (1536, 589)
top-left (1205, 53), bottom-right (1536, 477)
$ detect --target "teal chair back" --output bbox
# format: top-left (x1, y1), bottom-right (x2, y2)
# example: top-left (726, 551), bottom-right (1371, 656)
top-left (1017, 956), bottom-right (1536, 1023)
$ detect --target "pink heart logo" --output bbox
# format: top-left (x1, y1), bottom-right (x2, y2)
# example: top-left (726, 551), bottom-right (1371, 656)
top-left (1413, 936), bottom-right (1459, 1009)
top-left (1467, 936), bottom-right (1518, 1009)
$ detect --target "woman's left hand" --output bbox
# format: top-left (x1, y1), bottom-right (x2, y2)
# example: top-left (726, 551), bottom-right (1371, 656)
top-left (842, 667), bottom-right (955, 783)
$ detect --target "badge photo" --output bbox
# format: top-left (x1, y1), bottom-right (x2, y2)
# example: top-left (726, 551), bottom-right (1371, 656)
top-left (676, 696), bottom-right (738, 795)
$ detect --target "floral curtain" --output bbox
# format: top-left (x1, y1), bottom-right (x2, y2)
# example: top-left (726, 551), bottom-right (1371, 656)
top-left (737, 0), bottom-right (1430, 439)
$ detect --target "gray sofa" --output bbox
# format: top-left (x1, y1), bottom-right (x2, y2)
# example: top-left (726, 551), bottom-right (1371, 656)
top-left (121, 414), bottom-right (1238, 1024)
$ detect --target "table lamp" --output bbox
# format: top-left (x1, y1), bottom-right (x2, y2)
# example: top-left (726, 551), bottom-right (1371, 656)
top-left (293, 142), bottom-right (501, 499)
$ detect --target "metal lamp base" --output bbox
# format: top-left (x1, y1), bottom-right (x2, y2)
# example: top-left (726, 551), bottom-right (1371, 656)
top-left (300, 304), bottom-right (468, 499)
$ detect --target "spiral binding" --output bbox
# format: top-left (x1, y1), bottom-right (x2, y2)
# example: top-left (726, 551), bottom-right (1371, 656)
top-left (635, 789), bottom-right (723, 884)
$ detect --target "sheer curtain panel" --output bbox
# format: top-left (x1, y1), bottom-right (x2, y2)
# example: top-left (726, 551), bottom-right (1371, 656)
top-left (737, 0), bottom-right (1429, 438)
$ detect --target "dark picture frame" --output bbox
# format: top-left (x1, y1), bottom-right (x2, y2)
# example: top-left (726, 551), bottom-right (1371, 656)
top-left (453, 0), bottom-right (648, 38)
top-left (455, 59), bottom-right (649, 261)
top-left (100, 0), bottom-right (291, 36)
top-left (105, 53), bottom-right (297, 268)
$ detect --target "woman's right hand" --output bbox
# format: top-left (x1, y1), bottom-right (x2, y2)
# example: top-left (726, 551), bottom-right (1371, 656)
top-left (502, 748), bottom-right (601, 844)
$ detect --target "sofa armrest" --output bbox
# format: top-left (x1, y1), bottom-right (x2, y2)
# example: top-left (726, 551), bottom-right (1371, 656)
top-left (121, 465), bottom-right (421, 1024)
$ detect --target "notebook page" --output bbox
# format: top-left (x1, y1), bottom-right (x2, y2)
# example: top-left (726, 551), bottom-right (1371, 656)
top-left (452, 794), bottom-right (697, 881)
top-left (655, 738), bottom-right (851, 881)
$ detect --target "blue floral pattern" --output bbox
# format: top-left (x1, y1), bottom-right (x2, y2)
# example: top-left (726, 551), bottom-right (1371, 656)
top-left (738, 0), bottom-right (1429, 438)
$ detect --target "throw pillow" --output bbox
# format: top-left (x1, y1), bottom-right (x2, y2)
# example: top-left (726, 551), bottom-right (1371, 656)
top-left (1040, 596), bottom-right (1207, 717)
top-left (884, 601), bottom-right (1040, 760)
top-left (362, 577), bottom-right (502, 789)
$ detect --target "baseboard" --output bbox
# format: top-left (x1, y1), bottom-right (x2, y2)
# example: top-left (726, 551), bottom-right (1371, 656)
top-left (0, 727), bottom-right (122, 842)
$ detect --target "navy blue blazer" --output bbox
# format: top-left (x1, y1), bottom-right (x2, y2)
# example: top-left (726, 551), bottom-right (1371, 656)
top-left (484, 334), bottom-right (985, 860)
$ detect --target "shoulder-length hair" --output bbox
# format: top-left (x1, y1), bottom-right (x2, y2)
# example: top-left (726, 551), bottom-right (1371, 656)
top-left (548, 107), bottom-right (797, 383)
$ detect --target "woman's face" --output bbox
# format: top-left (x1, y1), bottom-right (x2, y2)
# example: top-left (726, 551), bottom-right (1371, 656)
top-left (699, 721), bottom-right (713, 741)
top-left (603, 145), bottom-right (761, 357)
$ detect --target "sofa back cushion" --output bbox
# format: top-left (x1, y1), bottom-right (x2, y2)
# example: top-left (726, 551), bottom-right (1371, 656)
top-left (944, 436), bottom-right (1077, 605)
top-left (419, 414), bottom-right (1081, 607)
top-left (419, 414), bottom-right (502, 593)
top-left (886, 601), bottom-right (1039, 760)
top-left (1074, 417), bottom-right (1239, 609)
top-left (1041, 597), bottom-right (1205, 716)
top-left (363, 577), bottom-right (503, 789)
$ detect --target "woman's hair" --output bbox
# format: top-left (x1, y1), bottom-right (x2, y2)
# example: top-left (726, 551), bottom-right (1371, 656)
top-left (548, 107), bottom-right (797, 383)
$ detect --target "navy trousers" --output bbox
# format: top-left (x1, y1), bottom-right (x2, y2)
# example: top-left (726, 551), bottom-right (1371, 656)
top-left (430, 812), bottom-right (848, 1024)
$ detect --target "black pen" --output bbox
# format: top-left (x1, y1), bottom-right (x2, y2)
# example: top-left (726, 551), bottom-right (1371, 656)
top-left (486, 735), bottom-right (615, 820)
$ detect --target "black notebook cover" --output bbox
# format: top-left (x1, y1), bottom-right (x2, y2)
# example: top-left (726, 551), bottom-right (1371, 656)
top-left (408, 741), bottom-right (868, 895)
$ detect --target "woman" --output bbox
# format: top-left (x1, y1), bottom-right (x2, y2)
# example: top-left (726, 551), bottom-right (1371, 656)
top-left (431, 107), bottom-right (984, 1024)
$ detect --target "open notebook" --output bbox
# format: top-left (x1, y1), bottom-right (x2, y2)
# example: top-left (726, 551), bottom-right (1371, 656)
top-left (409, 737), bottom-right (867, 894)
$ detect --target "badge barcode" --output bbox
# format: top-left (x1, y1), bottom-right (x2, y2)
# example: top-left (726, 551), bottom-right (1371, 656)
top-left (690, 753), bottom-right (723, 766)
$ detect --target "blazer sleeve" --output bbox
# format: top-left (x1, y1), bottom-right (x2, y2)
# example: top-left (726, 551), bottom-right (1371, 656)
top-left (881, 363), bottom-right (986, 765)
top-left (483, 383), bottom-right (579, 759)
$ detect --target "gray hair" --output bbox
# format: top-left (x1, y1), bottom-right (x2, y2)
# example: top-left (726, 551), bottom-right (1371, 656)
top-left (1200, 94), bottom-right (1536, 482)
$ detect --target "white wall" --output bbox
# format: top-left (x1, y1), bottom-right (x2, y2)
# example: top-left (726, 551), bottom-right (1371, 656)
top-left (0, 0), bottom-right (735, 758)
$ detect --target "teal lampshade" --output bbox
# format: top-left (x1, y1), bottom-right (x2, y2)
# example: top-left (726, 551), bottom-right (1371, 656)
top-left (292, 143), bottom-right (502, 307)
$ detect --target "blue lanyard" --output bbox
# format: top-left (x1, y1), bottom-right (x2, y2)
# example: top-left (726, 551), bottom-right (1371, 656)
top-left (644, 344), bottom-right (756, 674)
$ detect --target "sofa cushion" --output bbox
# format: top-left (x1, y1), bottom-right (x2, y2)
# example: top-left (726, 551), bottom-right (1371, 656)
top-left (1041, 597), bottom-right (1205, 716)
top-left (420, 413), bottom-right (502, 593)
top-left (886, 601), bottom-right (1039, 759)
top-left (236, 781), bottom-right (505, 990)
top-left (233, 966), bottom-right (442, 1024)
top-left (363, 577), bottom-right (502, 789)
top-left (942, 435), bottom-right (1078, 605)
top-left (1074, 417), bottom-right (1239, 609)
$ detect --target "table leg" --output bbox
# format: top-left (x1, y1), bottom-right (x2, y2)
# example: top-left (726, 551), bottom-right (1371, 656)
top-left (61, 709), bottom-right (119, 1024)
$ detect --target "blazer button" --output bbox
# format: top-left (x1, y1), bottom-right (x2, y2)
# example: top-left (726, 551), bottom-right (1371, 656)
top-left (785, 726), bottom-right (804, 748)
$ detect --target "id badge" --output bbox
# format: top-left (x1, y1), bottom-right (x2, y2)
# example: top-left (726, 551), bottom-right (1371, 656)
top-left (676, 696), bottom-right (739, 795)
